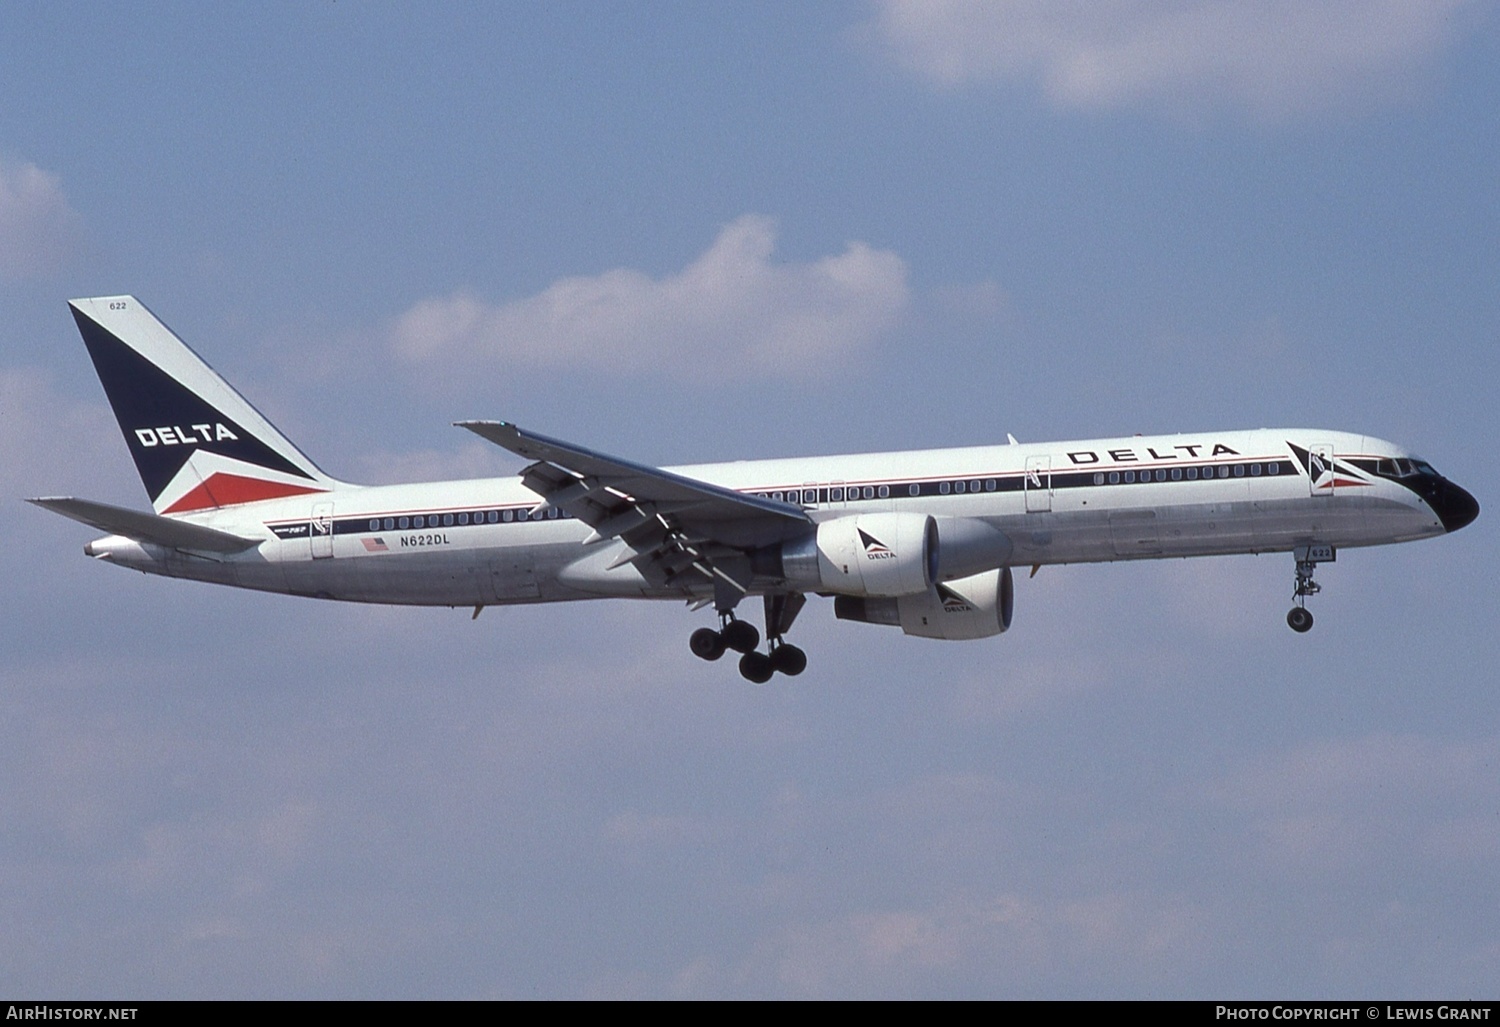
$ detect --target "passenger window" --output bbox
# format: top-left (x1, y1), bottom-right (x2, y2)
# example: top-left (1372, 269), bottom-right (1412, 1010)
top-left (863, 486), bottom-right (875, 499)
top-left (1108, 472), bottom-right (1120, 484)
top-left (1186, 468), bottom-right (1198, 480)
top-left (1171, 468), bottom-right (1181, 481)
top-left (399, 517), bottom-right (410, 529)
top-left (1155, 469), bottom-right (1166, 482)
top-left (383, 518), bottom-right (395, 530)
top-left (986, 479), bottom-right (996, 491)
top-left (369, 519), bottom-right (379, 531)
top-left (955, 480), bottom-right (966, 494)
top-left (1268, 463), bottom-right (1280, 475)
top-left (443, 514), bottom-right (454, 527)
top-left (1124, 471), bottom-right (1135, 483)
top-left (909, 484), bottom-right (920, 497)
top-left (878, 485), bottom-right (890, 499)
top-left (502, 510), bottom-right (513, 522)
top-left (458, 513), bottom-right (469, 525)
top-left (1094, 473), bottom-right (1105, 485)
top-left (939, 482), bottom-right (950, 495)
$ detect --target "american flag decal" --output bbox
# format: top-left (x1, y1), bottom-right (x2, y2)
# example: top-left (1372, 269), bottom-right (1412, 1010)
top-left (361, 537), bottom-right (389, 552)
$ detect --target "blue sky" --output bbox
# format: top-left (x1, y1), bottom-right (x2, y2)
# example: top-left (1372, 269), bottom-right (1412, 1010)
top-left (3, 1), bottom-right (1498, 998)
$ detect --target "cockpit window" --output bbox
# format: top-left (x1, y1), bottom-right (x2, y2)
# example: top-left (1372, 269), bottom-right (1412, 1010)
top-left (1368, 456), bottom-right (1438, 479)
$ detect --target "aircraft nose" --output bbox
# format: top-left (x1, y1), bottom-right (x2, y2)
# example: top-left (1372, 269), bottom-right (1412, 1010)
top-left (1434, 479), bottom-right (1479, 533)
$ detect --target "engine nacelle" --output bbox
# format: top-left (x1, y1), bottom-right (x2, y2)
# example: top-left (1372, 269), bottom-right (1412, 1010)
top-left (930, 515), bottom-right (1013, 581)
top-left (775, 512), bottom-right (936, 597)
top-left (834, 566), bottom-right (1014, 640)
top-left (759, 514), bottom-right (1012, 599)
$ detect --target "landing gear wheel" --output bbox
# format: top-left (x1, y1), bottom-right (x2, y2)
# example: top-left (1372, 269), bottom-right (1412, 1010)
top-left (1287, 607), bottom-right (1314, 633)
top-left (690, 627), bottom-right (726, 660)
top-left (739, 651), bottom-right (774, 684)
top-left (721, 619), bottom-right (760, 654)
top-left (768, 644), bottom-right (807, 677)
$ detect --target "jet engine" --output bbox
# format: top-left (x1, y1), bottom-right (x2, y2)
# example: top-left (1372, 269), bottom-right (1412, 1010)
top-left (755, 513), bottom-right (1012, 598)
top-left (833, 566), bottom-right (1015, 640)
top-left (766, 512), bottom-right (936, 597)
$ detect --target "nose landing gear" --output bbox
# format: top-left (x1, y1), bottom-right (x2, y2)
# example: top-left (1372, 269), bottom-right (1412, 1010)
top-left (1287, 544), bottom-right (1334, 633)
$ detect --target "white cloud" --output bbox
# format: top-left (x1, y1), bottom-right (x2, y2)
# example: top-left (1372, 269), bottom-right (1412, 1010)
top-left (1204, 733), bottom-right (1500, 871)
top-left (0, 159), bottom-right (83, 279)
top-left (870, 0), bottom-right (1483, 117)
top-left (390, 215), bottom-right (910, 383)
top-left (719, 889), bottom-right (1210, 997)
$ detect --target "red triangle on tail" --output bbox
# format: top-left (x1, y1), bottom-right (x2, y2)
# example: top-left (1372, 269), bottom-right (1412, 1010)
top-left (162, 472), bottom-right (327, 514)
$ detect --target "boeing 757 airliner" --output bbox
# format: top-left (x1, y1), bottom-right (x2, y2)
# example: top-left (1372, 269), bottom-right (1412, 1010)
top-left (31, 297), bottom-right (1478, 682)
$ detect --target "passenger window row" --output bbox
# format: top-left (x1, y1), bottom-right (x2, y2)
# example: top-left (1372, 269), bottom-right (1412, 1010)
top-left (356, 459), bottom-right (1298, 531)
top-left (750, 463), bottom-right (1290, 505)
top-left (366, 506), bottom-right (565, 532)
top-left (754, 479), bottom-right (1003, 504)
top-left (1091, 463), bottom-right (1281, 485)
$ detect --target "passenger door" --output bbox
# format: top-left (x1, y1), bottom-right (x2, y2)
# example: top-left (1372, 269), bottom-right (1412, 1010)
top-left (311, 502), bottom-right (334, 559)
top-left (1025, 456), bottom-right (1052, 512)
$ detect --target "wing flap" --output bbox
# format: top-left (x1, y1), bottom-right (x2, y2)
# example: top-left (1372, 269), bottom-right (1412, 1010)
top-left (28, 497), bottom-right (262, 553)
top-left (458, 420), bottom-right (809, 602)
top-left (457, 420), bottom-right (808, 527)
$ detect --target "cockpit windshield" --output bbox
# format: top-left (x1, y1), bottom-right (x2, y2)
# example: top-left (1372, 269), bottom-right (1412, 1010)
top-left (1372, 457), bottom-right (1438, 478)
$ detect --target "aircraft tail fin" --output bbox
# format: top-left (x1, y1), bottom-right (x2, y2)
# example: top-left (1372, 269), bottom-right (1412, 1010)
top-left (68, 296), bottom-right (344, 515)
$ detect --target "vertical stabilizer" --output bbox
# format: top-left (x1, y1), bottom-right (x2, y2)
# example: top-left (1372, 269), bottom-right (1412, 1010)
top-left (69, 296), bottom-right (345, 514)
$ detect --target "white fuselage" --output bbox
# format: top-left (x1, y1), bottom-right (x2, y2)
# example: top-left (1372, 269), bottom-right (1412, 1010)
top-left (85, 428), bottom-right (1452, 608)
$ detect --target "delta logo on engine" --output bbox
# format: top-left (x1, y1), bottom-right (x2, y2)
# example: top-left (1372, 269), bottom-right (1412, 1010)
top-left (858, 528), bottom-right (895, 559)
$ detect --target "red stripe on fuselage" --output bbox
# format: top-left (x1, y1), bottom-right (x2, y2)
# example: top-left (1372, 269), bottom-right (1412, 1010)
top-left (162, 472), bottom-right (326, 513)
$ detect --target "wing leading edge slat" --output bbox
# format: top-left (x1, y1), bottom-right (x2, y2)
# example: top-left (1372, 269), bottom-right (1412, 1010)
top-left (457, 420), bottom-right (808, 598)
top-left (456, 421), bottom-right (808, 528)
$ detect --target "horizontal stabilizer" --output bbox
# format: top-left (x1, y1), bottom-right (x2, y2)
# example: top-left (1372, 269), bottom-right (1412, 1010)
top-left (27, 497), bottom-right (261, 553)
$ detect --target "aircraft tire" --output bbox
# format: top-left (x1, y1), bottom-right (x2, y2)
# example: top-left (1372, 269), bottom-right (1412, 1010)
top-left (690, 627), bottom-right (726, 660)
top-left (770, 644), bottom-right (807, 677)
top-left (722, 619), bottom-right (760, 654)
top-left (1287, 607), bottom-right (1314, 633)
top-left (739, 651), bottom-right (774, 684)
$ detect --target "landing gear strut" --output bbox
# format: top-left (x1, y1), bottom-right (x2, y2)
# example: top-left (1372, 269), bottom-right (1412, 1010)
top-left (1287, 545), bottom-right (1334, 633)
top-left (688, 592), bottom-right (807, 682)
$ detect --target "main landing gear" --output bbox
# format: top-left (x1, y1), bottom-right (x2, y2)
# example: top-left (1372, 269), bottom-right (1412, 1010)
top-left (1287, 544), bottom-right (1334, 633)
top-left (689, 593), bottom-right (808, 683)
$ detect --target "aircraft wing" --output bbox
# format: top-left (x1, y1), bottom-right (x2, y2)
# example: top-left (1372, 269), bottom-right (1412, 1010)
top-left (28, 497), bottom-right (262, 554)
top-left (457, 420), bottom-right (811, 599)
